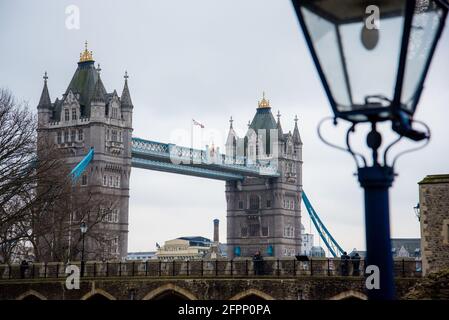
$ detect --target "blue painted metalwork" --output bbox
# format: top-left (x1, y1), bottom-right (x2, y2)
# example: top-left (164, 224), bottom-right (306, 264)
top-left (302, 191), bottom-right (344, 258)
top-left (131, 137), bottom-right (279, 179)
top-left (70, 148), bottom-right (94, 182)
top-left (132, 157), bottom-right (245, 181)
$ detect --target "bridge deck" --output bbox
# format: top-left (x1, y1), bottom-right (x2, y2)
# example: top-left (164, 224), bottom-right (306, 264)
top-left (131, 137), bottom-right (280, 181)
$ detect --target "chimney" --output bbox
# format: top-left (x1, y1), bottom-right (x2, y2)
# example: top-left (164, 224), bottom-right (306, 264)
top-left (213, 219), bottom-right (219, 243)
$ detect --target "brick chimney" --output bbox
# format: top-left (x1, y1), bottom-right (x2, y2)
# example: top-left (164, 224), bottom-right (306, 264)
top-left (213, 219), bottom-right (219, 243)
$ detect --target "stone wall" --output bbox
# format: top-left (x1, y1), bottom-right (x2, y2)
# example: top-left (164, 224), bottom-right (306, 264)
top-left (418, 174), bottom-right (449, 276)
top-left (0, 277), bottom-right (418, 300)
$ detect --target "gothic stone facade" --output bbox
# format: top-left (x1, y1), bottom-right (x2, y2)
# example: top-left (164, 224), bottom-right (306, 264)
top-left (225, 95), bottom-right (303, 258)
top-left (418, 174), bottom-right (449, 275)
top-left (36, 45), bottom-right (133, 260)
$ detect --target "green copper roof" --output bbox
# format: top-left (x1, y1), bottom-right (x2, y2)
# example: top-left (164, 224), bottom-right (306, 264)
top-left (65, 60), bottom-right (105, 117)
top-left (249, 107), bottom-right (277, 131)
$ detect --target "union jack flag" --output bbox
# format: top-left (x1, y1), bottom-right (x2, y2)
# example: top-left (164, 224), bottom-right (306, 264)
top-left (192, 119), bottom-right (204, 128)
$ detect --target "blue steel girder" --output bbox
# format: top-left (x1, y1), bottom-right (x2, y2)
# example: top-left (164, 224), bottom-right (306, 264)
top-left (132, 158), bottom-right (244, 181)
top-left (302, 191), bottom-right (345, 257)
top-left (131, 137), bottom-right (280, 179)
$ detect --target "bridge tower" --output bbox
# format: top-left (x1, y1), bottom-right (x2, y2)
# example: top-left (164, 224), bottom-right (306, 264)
top-left (36, 43), bottom-right (133, 260)
top-left (225, 93), bottom-right (303, 258)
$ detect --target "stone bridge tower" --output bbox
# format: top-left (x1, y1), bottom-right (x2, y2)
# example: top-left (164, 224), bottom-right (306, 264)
top-left (36, 43), bottom-right (133, 260)
top-left (225, 93), bottom-right (303, 258)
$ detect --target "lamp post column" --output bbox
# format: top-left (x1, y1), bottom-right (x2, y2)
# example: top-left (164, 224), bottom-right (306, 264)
top-left (358, 165), bottom-right (395, 300)
top-left (81, 231), bottom-right (85, 277)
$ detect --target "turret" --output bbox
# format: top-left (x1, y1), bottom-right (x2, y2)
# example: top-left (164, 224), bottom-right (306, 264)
top-left (225, 116), bottom-right (238, 161)
top-left (120, 71), bottom-right (133, 126)
top-left (90, 72), bottom-right (106, 120)
top-left (37, 72), bottom-right (52, 126)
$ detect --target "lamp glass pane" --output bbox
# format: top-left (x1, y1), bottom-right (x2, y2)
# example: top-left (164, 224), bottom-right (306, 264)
top-left (301, 0), bottom-right (407, 115)
top-left (301, 6), bottom-right (352, 109)
top-left (400, 1), bottom-right (445, 112)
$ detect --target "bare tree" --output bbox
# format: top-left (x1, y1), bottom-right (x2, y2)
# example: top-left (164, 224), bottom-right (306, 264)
top-left (0, 89), bottom-right (114, 263)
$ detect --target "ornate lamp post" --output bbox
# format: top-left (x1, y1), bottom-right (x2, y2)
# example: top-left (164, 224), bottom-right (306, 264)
top-left (80, 222), bottom-right (88, 277)
top-left (291, 0), bottom-right (447, 299)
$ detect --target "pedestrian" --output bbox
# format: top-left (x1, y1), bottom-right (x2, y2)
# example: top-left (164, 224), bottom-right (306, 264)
top-left (20, 260), bottom-right (29, 279)
top-left (253, 251), bottom-right (264, 276)
top-left (340, 252), bottom-right (350, 276)
top-left (351, 253), bottom-right (361, 276)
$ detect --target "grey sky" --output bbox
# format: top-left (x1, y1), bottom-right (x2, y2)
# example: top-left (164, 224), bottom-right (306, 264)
top-left (1, 0), bottom-right (448, 255)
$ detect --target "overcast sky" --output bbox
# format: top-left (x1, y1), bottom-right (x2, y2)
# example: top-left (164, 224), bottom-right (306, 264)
top-left (1, 0), bottom-right (448, 255)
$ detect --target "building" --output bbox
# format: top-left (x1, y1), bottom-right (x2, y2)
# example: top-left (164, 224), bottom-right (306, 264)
top-left (226, 93), bottom-right (303, 258)
top-left (310, 246), bottom-right (325, 257)
top-left (36, 42), bottom-right (133, 260)
top-left (349, 238), bottom-right (421, 259)
top-left (127, 251), bottom-right (157, 261)
top-left (418, 174), bottom-right (449, 275)
top-left (156, 236), bottom-right (212, 261)
top-left (391, 239), bottom-right (420, 258)
top-left (300, 224), bottom-right (314, 256)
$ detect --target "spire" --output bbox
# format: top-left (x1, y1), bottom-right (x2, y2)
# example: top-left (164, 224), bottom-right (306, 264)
top-left (276, 110), bottom-right (283, 138)
top-left (226, 116), bottom-right (238, 147)
top-left (38, 71), bottom-right (51, 109)
top-left (91, 74), bottom-right (106, 103)
top-left (293, 115), bottom-right (302, 144)
top-left (79, 40), bottom-right (94, 63)
top-left (121, 71), bottom-right (133, 108)
top-left (258, 91), bottom-right (270, 109)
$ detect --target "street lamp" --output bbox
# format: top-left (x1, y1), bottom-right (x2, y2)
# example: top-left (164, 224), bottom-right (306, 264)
top-left (80, 221), bottom-right (88, 277)
top-left (414, 203), bottom-right (421, 221)
top-left (291, 0), bottom-right (447, 300)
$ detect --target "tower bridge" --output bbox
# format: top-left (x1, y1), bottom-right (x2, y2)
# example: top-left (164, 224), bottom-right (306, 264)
top-left (37, 43), bottom-right (341, 262)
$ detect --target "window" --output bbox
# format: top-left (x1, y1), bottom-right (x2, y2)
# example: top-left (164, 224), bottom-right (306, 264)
top-left (241, 227), bottom-right (248, 237)
top-left (72, 108), bottom-right (77, 120)
top-left (70, 130), bottom-right (76, 142)
top-left (111, 130), bottom-right (117, 142)
top-left (114, 176), bottom-right (119, 188)
top-left (78, 129), bottom-right (83, 141)
top-left (111, 237), bottom-right (119, 254)
top-left (64, 131), bottom-right (69, 143)
top-left (119, 131), bottom-right (122, 142)
top-left (262, 226), bottom-right (268, 237)
top-left (81, 174), bottom-right (87, 186)
top-left (249, 224), bottom-right (260, 237)
top-left (106, 129), bottom-right (110, 140)
top-left (284, 226), bottom-right (294, 238)
top-left (238, 201), bottom-right (244, 209)
top-left (249, 195), bottom-right (260, 210)
top-left (112, 108), bottom-right (118, 119)
top-left (56, 131), bottom-right (62, 144)
top-left (64, 109), bottom-right (70, 121)
top-left (103, 175), bottom-right (107, 186)
top-left (112, 209), bottom-right (119, 223)
top-left (109, 176), bottom-right (113, 187)
top-left (266, 200), bottom-right (271, 208)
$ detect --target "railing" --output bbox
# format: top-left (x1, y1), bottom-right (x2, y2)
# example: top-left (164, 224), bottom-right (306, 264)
top-left (131, 137), bottom-right (280, 177)
top-left (0, 258), bottom-right (422, 280)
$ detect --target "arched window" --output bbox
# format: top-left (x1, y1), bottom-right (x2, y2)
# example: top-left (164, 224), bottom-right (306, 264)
top-left (249, 195), bottom-right (260, 210)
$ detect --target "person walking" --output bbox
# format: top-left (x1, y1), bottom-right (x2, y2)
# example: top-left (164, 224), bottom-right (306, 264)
top-left (253, 251), bottom-right (264, 276)
top-left (351, 253), bottom-right (361, 276)
top-left (340, 252), bottom-right (350, 276)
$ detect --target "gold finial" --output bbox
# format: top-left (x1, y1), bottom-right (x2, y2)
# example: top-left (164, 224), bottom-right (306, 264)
top-left (79, 40), bottom-right (94, 62)
top-left (43, 71), bottom-right (48, 82)
top-left (258, 91), bottom-right (270, 108)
